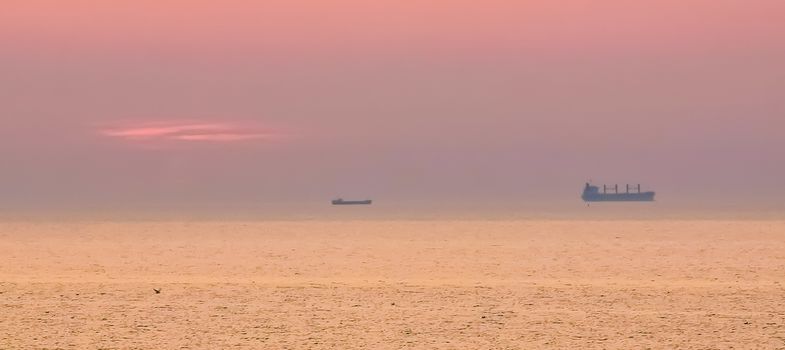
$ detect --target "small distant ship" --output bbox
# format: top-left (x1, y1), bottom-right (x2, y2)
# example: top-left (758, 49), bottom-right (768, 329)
top-left (582, 183), bottom-right (655, 202)
top-left (332, 198), bottom-right (372, 205)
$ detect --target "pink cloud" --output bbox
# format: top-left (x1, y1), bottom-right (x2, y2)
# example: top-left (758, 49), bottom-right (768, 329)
top-left (174, 133), bottom-right (270, 142)
top-left (99, 120), bottom-right (279, 144)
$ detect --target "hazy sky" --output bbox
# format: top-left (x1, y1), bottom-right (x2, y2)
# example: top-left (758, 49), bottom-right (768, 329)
top-left (1, 0), bottom-right (784, 212)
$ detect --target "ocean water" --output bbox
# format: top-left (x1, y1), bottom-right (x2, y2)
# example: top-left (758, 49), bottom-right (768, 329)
top-left (1, 220), bottom-right (784, 348)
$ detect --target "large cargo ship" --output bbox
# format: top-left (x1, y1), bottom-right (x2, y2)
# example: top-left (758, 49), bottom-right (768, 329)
top-left (331, 198), bottom-right (372, 205)
top-left (582, 183), bottom-right (655, 202)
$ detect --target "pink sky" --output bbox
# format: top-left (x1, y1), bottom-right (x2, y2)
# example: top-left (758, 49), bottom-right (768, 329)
top-left (1, 1), bottom-right (784, 212)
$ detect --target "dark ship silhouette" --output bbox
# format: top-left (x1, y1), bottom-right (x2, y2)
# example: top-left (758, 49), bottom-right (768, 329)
top-left (582, 183), bottom-right (655, 202)
top-left (332, 198), bottom-right (372, 205)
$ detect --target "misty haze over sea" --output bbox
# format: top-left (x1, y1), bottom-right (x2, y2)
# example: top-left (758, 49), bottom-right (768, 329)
top-left (2, 196), bottom-right (783, 221)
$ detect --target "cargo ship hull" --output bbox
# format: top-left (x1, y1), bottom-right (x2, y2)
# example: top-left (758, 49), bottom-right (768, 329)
top-left (582, 183), bottom-right (655, 202)
top-left (582, 192), bottom-right (655, 202)
top-left (332, 199), bottom-right (372, 205)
